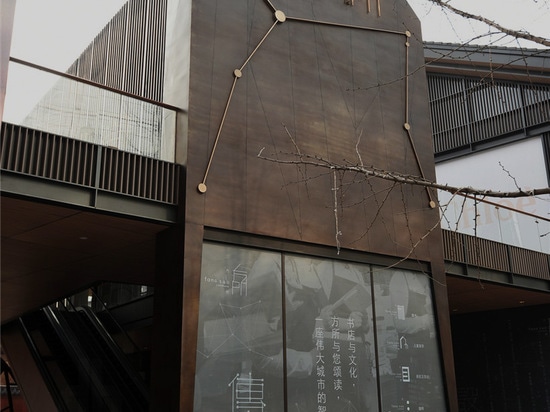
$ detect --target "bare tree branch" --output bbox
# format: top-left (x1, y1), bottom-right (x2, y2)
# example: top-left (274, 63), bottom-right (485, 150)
top-left (427, 0), bottom-right (550, 47)
top-left (258, 150), bottom-right (550, 199)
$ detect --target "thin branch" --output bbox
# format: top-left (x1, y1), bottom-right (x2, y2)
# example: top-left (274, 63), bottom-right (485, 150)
top-left (332, 170), bottom-right (342, 254)
top-left (355, 129), bottom-right (364, 167)
top-left (498, 161), bottom-right (522, 192)
top-left (258, 150), bottom-right (550, 199)
top-left (353, 36), bottom-right (548, 95)
top-left (428, 0), bottom-right (550, 47)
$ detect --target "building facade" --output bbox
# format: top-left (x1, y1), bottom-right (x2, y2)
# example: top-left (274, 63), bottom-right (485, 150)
top-left (425, 42), bottom-right (550, 411)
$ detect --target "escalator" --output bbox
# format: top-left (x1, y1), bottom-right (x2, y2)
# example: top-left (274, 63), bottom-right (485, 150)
top-left (18, 299), bottom-right (149, 412)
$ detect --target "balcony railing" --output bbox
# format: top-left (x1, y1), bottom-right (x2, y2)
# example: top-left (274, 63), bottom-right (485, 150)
top-left (3, 58), bottom-right (178, 162)
top-left (1, 122), bottom-right (180, 206)
top-left (428, 74), bottom-right (550, 154)
top-left (439, 190), bottom-right (550, 253)
top-left (442, 229), bottom-right (550, 281)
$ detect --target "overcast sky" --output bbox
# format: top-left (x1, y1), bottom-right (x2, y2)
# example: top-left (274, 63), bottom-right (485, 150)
top-left (10, 0), bottom-right (127, 71)
top-left (410, 0), bottom-right (549, 48)
top-left (10, 0), bottom-right (550, 70)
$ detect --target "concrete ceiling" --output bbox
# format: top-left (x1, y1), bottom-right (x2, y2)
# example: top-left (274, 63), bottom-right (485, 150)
top-left (1, 195), bottom-right (168, 324)
top-left (446, 275), bottom-right (550, 314)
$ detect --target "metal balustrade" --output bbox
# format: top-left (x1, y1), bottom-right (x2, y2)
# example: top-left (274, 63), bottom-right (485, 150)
top-left (428, 74), bottom-right (550, 154)
top-left (1, 122), bottom-right (180, 205)
top-left (4, 59), bottom-right (177, 163)
top-left (442, 230), bottom-right (550, 280)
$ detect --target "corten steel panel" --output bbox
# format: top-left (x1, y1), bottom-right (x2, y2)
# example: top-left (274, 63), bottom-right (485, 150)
top-left (187, 0), bottom-right (436, 259)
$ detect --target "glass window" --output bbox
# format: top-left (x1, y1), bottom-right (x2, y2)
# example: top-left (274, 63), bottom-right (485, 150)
top-left (373, 268), bottom-right (446, 411)
top-left (281, 255), bottom-right (377, 411)
top-left (194, 243), bottom-right (284, 411)
top-left (194, 243), bottom-right (446, 411)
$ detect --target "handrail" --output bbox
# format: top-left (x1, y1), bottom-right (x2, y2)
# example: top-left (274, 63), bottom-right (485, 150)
top-left (43, 305), bottom-right (116, 410)
top-left (1, 122), bottom-right (181, 205)
top-left (60, 299), bottom-right (149, 403)
top-left (16, 317), bottom-right (70, 411)
top-left (88, 287), bottom-right (143, 355)
top-left (77, 307), bottom-right (149, 399)
top-left (9, 56), bottom-right (183, 113)
top-left (442, 229), bottom-right (550, 280)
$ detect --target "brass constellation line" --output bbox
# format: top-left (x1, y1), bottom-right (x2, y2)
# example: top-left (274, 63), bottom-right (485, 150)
top-left (198, 13), bottom-right (285, 194)
top-left (198, 11), bottom-right (286, 194)
top-left (199, 2), bottom-right (431, 207)
top-left (284, 16), bottom-right (405, 36)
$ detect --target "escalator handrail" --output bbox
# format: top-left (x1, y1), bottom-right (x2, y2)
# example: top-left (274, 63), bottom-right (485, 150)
top-left (17, 316), bottom-right (71, 412)
top-left (43, 306), bottom-right (119, 411)
top-left (88, 288), bottom-right (143, 357)
top-left (56, 300), bottom-right (149, 410)
top-left (56, 307), bottom-right (144, 410)
top-left (73, 305), bottom-right (150, 402)
top-left (62, 297), bottom-right (149, 398)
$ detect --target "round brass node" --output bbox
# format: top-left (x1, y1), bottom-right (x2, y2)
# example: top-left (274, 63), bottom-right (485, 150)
top-left (405, 30), bottom-right (411, 38)
top-left (234, 69), bottom-right (243, 78)
top-left (198, 183), bottom-right (208, 193)
top-left (429, 200), bottom-right (437, 209)
top-left (403, 123), bottom-right (411, 131)
top-left (275, 10), bottom-right (286, 23)
top-left (405, 41), bottom-right (410, 47)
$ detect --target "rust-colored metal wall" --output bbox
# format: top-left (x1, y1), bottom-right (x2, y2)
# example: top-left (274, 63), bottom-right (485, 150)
top-left (178, 0), bottom-right (457, 410)
top-left (186, 0), bottom-right (437, 258)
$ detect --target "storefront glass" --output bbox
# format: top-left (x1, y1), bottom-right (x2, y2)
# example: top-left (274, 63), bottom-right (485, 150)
top-left (372, 269), bottom-right (446, 411)
top-left (194, 243), bottom-right (446, 411)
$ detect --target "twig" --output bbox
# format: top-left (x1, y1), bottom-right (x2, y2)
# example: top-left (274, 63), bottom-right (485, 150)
top-left (258, 150), bottom-right (550, 199)
top-left (428, 0), bottom-right (550, 47)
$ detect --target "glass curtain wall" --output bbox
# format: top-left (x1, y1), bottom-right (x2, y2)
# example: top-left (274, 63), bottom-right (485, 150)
top-left (194, 242), bottom-right (446, 412)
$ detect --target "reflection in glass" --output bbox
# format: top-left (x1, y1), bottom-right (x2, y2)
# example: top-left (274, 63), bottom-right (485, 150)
top-left (194, 243), bottom-right (284, 411)
top-left (278, 256), bottom-right (377, 412)
top-left (4, 62), bottom-right (176, 162)
top-left (373, 269), bottom-right (446, 412)
top-left (195, 244), bottom-right (447, 411)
